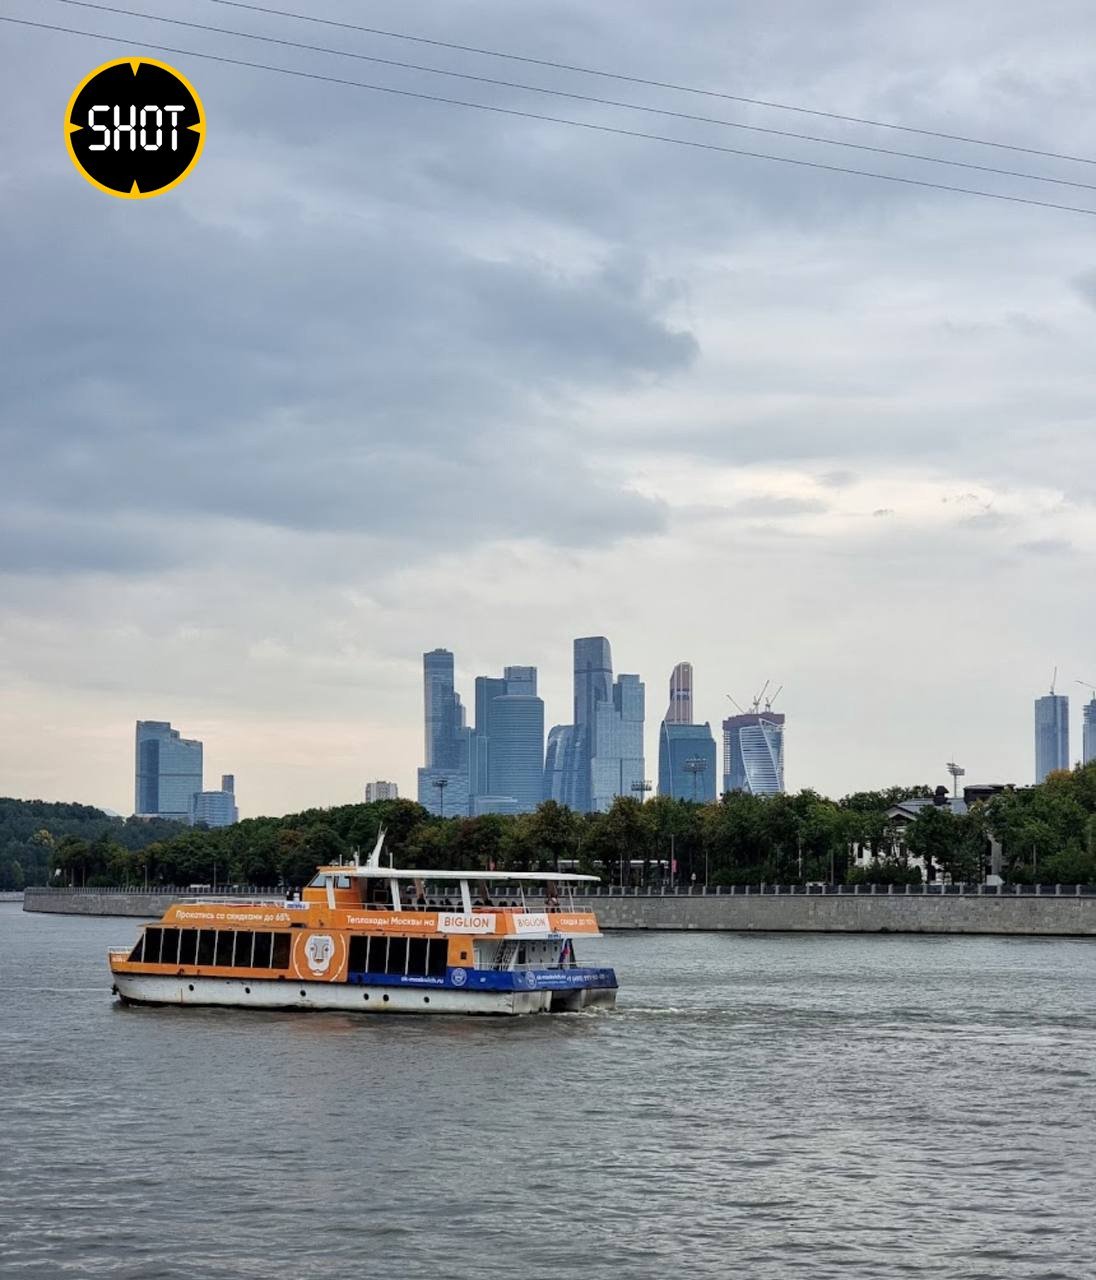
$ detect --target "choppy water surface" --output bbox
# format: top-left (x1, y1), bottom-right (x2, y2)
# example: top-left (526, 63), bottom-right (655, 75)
top-left (2, 906), bottom-right (1095, 1278)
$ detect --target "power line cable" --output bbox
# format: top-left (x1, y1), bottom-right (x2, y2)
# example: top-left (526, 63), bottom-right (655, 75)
top-left (8, 15), bottom-right (1096, 217)
top-left (206, 0), bottom-right (1096, 169)
top-left (50, 0), bottom-right (1096, 195)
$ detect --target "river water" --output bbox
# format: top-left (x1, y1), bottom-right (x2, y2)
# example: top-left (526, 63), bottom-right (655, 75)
top-left (1, 904), bottom-right (1094, 1279)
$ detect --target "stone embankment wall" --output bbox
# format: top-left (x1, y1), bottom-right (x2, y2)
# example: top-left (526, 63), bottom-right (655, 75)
top-left (24, 888), bottom-right (193, 918)
top-left (576, 892), bottom-right (1096, 936)
top-left (22, 886), bottom-right (1096, 935)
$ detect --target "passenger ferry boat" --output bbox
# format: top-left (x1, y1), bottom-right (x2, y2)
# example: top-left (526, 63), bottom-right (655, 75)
top-left (108, 832), bottom-right (617, 1015)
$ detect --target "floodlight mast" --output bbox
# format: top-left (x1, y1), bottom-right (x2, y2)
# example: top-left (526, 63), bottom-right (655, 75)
top-left (945, 761), bottom-right (966, 798)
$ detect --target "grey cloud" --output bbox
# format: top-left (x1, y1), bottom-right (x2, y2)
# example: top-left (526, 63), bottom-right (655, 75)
top-left (1017, 537), bottom-right (1074, 555)
top-left (0, 507), bottom-right (184, 575)
top-left (730, 495), bottom-right (829, 517)
top-left (958, 508), bottom-right (1014, 530)
top-left (818, 470), bottom-right (858, 489)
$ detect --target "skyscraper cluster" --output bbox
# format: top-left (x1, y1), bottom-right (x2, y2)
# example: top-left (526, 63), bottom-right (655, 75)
top-left (544, 637), bottom-right (645, 813)
top-left (417, 640), bottom-right (786, 817)
top-left (1034, 685), bottom-right (1096, 781)
top-left (134, 721), bottom-right (238, 826)
top-left (417, 650), bottom-right (545, 817)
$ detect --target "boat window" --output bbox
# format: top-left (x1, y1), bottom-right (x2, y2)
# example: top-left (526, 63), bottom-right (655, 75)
top-left (215, 931), bottom-right (234, 967)
top-left (232, 932), bottom-right (254, 968)
top-left (335, 875), bottom-right (352, 889)
top-left (143, 927), bottom-right (162, 964)
top-left (178, 929), bottom-right (198, 965)
top-left (348, 935), bottom-right (369, 972)
top-left (307, 873), bottom-right (327, 888)
top-left (271, 932), bottom-right (291, 969)
top-left (196, 929), bottom-right (216, 965)
top-left (128, 934), bottom-right (144, 962)
top-left (160, 928), bottom-right (179, 966)
top-left (407, 937), bottom-right (428, 976)
top-left (386, 937), bottom-right (408, 976)
top-left (427, 937), bottom-right (448, 977)
top-left (251, 932), bottom-right (273, 969)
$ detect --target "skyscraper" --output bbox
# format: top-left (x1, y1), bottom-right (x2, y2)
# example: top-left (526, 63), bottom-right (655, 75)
top-left (418, 648), bottom-right (471, 815)
top-left (657, 661), bottom-right (715, 802)
top-left (545, 637), bottom-right (645, 813)
top-left (1083, 698), bottom-right (1096, 767)
top-left (135, 720), bottom-right (203, 821)
top-left (471, 666), bottom-right (545, 814)
top-left (590, 672), bottom-right (645, 812)
top-left (423, 648), bottom-right (468, 771)
top-left (189, 787), bottom-right (239, 827)
top-left (663, 661), bottom-right (693, 724)
top-left (365, 780), bottom-right (399, 802)
top-left (544, 724), bottom-right (581, 808)
top-left (659, 724), bottom-right (717, 802)
top-left (723, 712), bottom-right (785, 795)
top-left (1034, 691), bottom-right (1069, 782)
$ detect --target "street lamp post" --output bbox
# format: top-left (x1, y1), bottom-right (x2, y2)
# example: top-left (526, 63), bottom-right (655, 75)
top-left (683, 755), bottom-right (707, 803)
top-left (433, 776), bottom-right (448, 819)
top-left (628, 780), bottom-right (652, 887)
top-left (683, 757), bottom-right (709, 884)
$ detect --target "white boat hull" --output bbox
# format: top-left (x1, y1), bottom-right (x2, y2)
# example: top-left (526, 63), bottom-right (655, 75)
top-left (113, 972), bottom-right (616, 1016)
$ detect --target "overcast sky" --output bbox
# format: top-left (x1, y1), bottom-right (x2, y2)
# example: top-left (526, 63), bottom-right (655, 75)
top-left (2, 0), bottom-right (1096, 817)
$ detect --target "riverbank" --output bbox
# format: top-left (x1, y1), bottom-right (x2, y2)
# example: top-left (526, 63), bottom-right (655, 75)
top-left (22, 885), bottom-right (1096, 935)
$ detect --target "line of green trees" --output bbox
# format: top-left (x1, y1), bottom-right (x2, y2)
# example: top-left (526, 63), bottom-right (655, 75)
top-left (0, 799), bottom-right (187, 891)
top-left (9, 761), bottom-right (1095, 892)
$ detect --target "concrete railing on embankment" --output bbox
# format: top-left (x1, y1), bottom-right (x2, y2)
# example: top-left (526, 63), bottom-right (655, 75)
top-left (21, 883), bottom-right (1096, 935)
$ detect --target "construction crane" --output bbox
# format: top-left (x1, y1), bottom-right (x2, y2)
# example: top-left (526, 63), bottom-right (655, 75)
top-left (727, 682), bottom-right (786, 716)
top-left (1077, 679), bottom-right (1096, 698)
top-left (1050, 665), bottom-right (1058, 694)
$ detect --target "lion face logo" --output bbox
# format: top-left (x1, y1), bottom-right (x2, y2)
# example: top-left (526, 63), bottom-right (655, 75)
top-left (304, 934), bottom-right (335, 975)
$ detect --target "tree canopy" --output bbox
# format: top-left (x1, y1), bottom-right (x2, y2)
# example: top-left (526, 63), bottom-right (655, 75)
top-left (8, 762), bottom-right (1096, 892)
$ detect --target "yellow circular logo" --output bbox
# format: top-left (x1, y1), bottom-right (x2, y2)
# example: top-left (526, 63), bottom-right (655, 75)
top-left (64, 57), bottom-right (205, 198)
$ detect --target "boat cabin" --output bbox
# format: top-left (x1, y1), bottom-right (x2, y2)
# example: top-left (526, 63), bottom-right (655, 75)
top-left (300, 867), bottom-right (591, 914)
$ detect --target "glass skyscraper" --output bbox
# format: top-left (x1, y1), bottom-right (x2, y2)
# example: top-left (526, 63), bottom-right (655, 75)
top-left (189, 790), bottom-right (239, 827)
top-left (418, 648), bottom-right (471, 815)
top-left (471, 666), bottom-right (545, 814)
top-left (591, 672), bottom-right (645, 812)
top-left (722, 713), bottom-right (785, 795)
top-left (1034, 692), bottom-right (1070, 781)
top-left (135, 720), bottom-right (203, 820)
top-left (544, 724), bottom-right (582, 808)
top-left (657, 661), bottom-right (715, 802)
top-left (1083, 698), bottom-right (1096, 767)
top-left (545, 637), bottom-right (645, 813)
top-left (423, 648), bottom-right (469, 772)
top-left (658, 723), bottom-right (717, 802)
